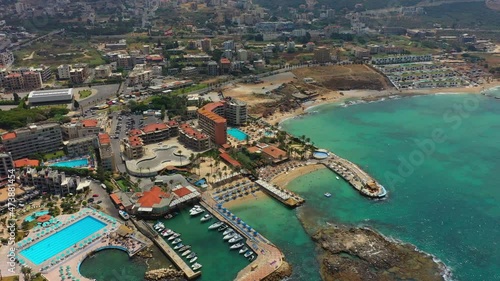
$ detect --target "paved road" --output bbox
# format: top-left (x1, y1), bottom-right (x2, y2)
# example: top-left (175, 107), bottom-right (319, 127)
top-left (78, 83), bottom-right (121, 110)
top-left (87, 180), bottom-right (120, 220)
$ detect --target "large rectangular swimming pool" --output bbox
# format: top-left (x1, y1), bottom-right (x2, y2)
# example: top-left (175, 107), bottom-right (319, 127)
top-left (49, 158), bottom-right (88, 168)
top-left (20, 216), bottom-right (106, 265)
top-left (227, 128), bottom-right (248, 141)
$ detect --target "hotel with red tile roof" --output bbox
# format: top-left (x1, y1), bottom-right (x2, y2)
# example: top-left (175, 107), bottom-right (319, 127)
top-left (197, 102), bottom-right (227, 145)
top-left (179, 124), bottom-right (211, 151)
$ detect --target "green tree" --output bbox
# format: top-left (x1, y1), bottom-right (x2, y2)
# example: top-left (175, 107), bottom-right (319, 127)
top-left (73, 99), bottom-right (80, 108)
top-left (13, 92), bottom-right (20, 102)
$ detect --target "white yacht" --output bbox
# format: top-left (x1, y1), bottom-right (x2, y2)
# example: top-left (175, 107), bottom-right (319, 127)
top-left (192, 263), bottom-right (202, 271)
top-left (208, 221), bottom-right (224, 229)
top-left (200, 214), bottom-right (212, 222)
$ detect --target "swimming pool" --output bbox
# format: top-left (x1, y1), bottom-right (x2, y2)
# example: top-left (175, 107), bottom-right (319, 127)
top-left (50, 158), bottom-right (88, 168)
top-left (313, 151), bottom-right (329, 159)
top-left (227, 128), bottom-right (248, 141)
top-left (20, 216), bottom-right (106, 265)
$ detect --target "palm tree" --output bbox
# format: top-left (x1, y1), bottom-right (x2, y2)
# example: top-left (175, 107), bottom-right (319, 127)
top-left (178, 150), bottom-right (183, 165)
top-left (209, 163), bottom-right (214, 174)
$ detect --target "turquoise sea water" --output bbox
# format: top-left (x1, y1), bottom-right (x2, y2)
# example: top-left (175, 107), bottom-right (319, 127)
top-left (79, 249), bottom-right (148, 281)
top-left (271, 93), bottom-right (500, 280)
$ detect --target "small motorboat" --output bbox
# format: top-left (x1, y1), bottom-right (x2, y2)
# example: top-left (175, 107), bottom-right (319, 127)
top-left (230, 242), bottom-right (244, 250)
top-left (157, 227), bottom-right (165, 232)
top-left (223, 228), bottom-right (234, 236)
top-left (200, 214), bottom-right (212, 222)
top-left (239, 247), bottom-right (249, 254)
top-left (162, 229), bottom-right (173, 236)
top-left (171, 238), bottom-right (182, 244)
top-left (181, 250), bottom-right (191, 257)
top-left (192, 263), bottom-right (202, 271)
top-left (244, 251), bottom-right (253, 258)
top-left (154, 222), bottom-right (164, 230)
top-left (186, 252), bottom-right (196, 259)
top-left (336, 176), bottom-right (340, 180)
top-left (168, 233), bottom-right (180, 241)
top-left (248, 255), bottom-right (256, 261)
top-left (229, 235), bottom-right (243, 243)
top-left (189, 256), bottom-right (198, 263)
top-left (208, 221), bottom-right (224, 230)
top-left (324, 193), bottom-right (332, 198)
top-left (178, 245), bottom-right (191, 252)
top-left (190, 207), bottom-right (205, 216)
top-left (190, 205), bottom-right (201, 211)
top-left (223, 233), bottom-right (235, 241)
top-left (164, 213), bottom-right (173, 219)
top-left (217, 224), bottom-right (228, 232)
top-left (173, 243), bottom-right (184, 250)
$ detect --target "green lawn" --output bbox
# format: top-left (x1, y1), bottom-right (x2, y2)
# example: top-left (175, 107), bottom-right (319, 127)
top-left (44, 150), bottom-right (66, 161)
top-left (78, 90), bottom-right (92, 99)
top-left (115, 179), bottom-right (130, 191)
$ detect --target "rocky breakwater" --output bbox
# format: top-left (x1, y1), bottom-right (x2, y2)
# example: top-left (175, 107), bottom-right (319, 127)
top-left (144, 266), bottom-right (185, 281)
top-left (312, 226), bottom-right (451, 281)
top-left (262, 261), bottom-right (293, 281)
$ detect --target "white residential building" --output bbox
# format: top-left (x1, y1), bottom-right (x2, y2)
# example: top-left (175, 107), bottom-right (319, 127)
top-left (57, 64), bottom-right (72, 80)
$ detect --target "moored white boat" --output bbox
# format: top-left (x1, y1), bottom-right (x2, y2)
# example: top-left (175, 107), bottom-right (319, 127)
top-left (230, 242), bottom-right (244, 249)
top-left (239, 247), bottom-right (249, 254)
top-left (192, 263), bottom-right (202, 271)
top-left (186, 252), bottom-right (196, 259)
top-left (223, 228), bottom-right (233, 236)
top-left (171, 238), bottom-right (182, 244)
top-left (223, 233), bottom-right (235, 240)
top-left (208, 221), bottom-right (224, 229)
top-left (189, 256), bottom-right (198, 263)
top-left (244, 251), bottom-right (253, 258)
top-left (168, 233), bottom-right (180, 241)
top-left (173, 243), bottom-right (184, 250)
top-left (200, 214), bottom-right (212, 222)
top-left (178, 245), bottom-right (191, 252)
top-left (229, 235), bottom-right (243, 243)
top-left (181, 250), bottom-right (191, 257)
top-left (217, 224), bottom-right (228, 232)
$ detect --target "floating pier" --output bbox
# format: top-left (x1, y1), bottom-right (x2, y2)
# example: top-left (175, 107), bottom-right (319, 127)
top-left (255, 179), bottom-right (305, 207)
top-left (321, 153), bottom-right (386, 198)
top-left (132, 219), bottom-right (201, 280)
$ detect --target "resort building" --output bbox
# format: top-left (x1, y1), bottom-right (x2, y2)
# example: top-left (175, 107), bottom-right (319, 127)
top-left (18, 167), bottom-right (90, 196)
top-left (123, 135), bottom-right (144, 159)
top-left (196, 98), bottom-right (248, 146)
top-left (129, 186), bottom-right (172, 216)
top-left (224, 97), bottom-right (247, 126)
top-left (252, 143), bottom-right (288, 164)
top-left (61, 119), bottom-right (101, 140)
top-left (179, 124), bottom-right (211, 151)
top-left (1, 123), bottom-right (63, 160)
top-left (65, 136), bottom-right (97, 158)
top-left (0, 153), bottom-right (14, 187)
top-left (198, 102), bottom-right (227, 145)
top-left (98, 133), bottom-right (114, 171)
top-left (27, 88), bottom-right (74, 106)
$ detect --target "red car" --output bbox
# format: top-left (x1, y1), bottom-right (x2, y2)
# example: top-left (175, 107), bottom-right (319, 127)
top-left (92, 194), bottom-right (99, 197)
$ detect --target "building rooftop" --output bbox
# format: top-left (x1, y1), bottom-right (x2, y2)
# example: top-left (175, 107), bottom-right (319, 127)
top-left (128, 136), bottom-right (143, 147)
top-left (136, 186), bottom-right (170, 208)
top-left (98, 133), bottom-right (110, 145)
top-left (220, 152), bottom-right (241, 167)
top-left (142, 123), bottom-right (168, 133)
top-left (81, 119), bottom-right (98, 127)
top-left (180, 124), bottom-right (208, 140)
top-left (172, 186), bottom-right (192, 197)
top-left (13, 158), bottom-right (40, 168)
top-left (129, 129), bottom-right (143, 136)
top-left (1, 132), bottom-right (16, 140)
top-left (261, 145), bottom-right (287, 160)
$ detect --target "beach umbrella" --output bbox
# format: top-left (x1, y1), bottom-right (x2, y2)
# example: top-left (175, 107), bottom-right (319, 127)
top-left (253, 231), bottom-right (258, 236)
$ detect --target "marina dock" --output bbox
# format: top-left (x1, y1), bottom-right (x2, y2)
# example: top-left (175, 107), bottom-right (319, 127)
top-left (200, 196), bottom-right (285, 281)
top-left (255, 179), bottom-right (305, 207)
top-left (132, 219), bottom-right (201, 280)
top-left (321, 153), bottom-right (387, 198)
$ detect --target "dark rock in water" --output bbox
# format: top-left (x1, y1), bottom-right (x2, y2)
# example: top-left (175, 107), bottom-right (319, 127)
top-left (312, 226), bottom-right (450, 281)
top-left (262, 261), bottom-right (292, 281)
top-left (144, 268), bottom-right (185, 281)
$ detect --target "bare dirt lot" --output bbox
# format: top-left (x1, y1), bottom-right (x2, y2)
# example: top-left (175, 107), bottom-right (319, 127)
top-left (292, 64), bottom-right (392, 91)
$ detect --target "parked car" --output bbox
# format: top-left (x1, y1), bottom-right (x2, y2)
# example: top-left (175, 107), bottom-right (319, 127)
top-left (92, 194), bottom-right (99, 197)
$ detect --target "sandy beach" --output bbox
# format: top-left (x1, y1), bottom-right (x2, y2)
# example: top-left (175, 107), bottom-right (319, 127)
top-left (263, 81), bottom-right (500, 126)
top-left (222, 190), bottom-right (268, 209)
top-left (270, 164), bottom-right (326, 187)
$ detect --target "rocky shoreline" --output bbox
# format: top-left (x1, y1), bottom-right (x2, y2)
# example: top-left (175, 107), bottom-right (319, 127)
top-left (312, 226), bottom-right (451, 281)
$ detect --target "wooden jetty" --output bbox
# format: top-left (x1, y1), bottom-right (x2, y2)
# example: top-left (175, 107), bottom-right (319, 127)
top-left (255, 179), bottom-right (305, 207)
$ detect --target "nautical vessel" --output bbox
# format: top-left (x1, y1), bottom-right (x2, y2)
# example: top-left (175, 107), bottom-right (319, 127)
top-left (168, 233), bottom-right (180, 241)
top-left (239, 247), bottom-right (249, 254)
top-left (248, 255), bottom-right (256, 261)
top-left (208, 221), bottom-right (224, 229)
top-left (192, 263), bottom-right (202, 271)
top-left (229, 235), bottom-right (243, 243)
top-left (173, 243), bottom-right (184, 250)
top-left (181, 250), bottom-right (191, 257)
top-left (189, 256), bottom-right (198, 263)
top-left (200, 214), bottom-right (212, 222)
top-left (324, 193), bottom-right (332, 198)
top-left (171, 238), bottom-right (182, 244)
top-left (223, 228), bottom-right (234, 236)
top-left (223, 233), bottom-right (235, 241)
top-left (154, 222), bottom-right (164, 230)
top-left (244, 251), bottom-right (253, 258)
top-left (118, 210), bottom-right (130, 220)
top-left (190, 207), bottom-right (205, 216)
top-left (186, 252), bottom-right (196, 259)
top-left (217, 224), bottom-right (228, 232)
top-left (178, 245), bottom-right (191, 252)
top-left (230, 242), bottom-right (244, 249)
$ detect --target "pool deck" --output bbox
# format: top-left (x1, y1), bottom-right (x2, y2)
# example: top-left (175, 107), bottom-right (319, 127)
top-left (200, 196), bottom-right (285, 281)
top-left (11, 208), bottom-right (147, 281)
